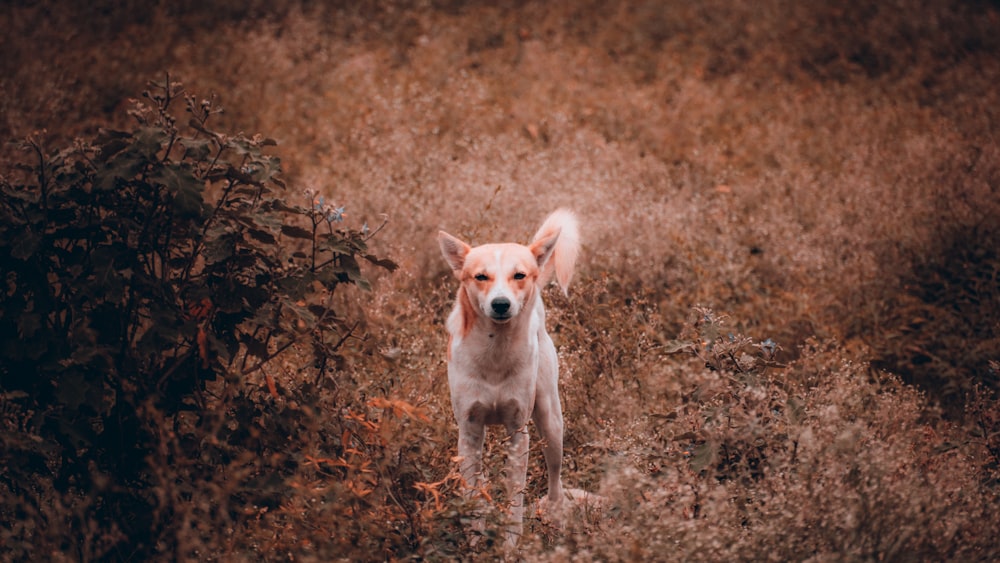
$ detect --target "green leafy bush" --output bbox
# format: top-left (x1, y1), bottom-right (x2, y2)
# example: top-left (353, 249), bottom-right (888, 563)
top-left (0, 77), bottom-right (395, 560)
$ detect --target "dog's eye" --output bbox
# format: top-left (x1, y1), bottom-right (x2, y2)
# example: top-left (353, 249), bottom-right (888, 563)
top-left (513, 272), bottom-right (526, 280)
top-left (474, 273), bottom-right (489, 281)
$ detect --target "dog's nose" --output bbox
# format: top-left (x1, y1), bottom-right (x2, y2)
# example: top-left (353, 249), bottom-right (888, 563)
top-left (491, 297), bottom-right (511, 316)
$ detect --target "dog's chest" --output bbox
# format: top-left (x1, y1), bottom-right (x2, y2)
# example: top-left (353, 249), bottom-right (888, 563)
top-left (460, 331), bottom-right (538, 384)
top-left (448, 333), bottom-right (540, 428)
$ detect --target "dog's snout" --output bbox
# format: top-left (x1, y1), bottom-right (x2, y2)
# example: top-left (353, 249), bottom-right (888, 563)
top-left (491, 297), bottom-right (511, 316)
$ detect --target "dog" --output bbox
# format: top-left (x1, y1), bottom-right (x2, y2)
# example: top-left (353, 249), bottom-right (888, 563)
top-left (437, 208), bottom-right (580, 547)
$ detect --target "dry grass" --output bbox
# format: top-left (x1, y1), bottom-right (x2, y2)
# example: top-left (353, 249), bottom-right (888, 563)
top-left (3, 0), bottom-right (1000, 560)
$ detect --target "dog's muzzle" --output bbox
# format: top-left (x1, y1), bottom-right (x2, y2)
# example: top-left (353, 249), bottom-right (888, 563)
top-left (490, 297), bottom-right (512, 321)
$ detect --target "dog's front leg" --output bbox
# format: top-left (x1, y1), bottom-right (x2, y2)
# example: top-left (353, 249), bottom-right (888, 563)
top-left (457, 422), bottom-right (486, 537)
top-left (503, 423), bottom-right (530, 547)
top-left (532, 379), bottom-right (567, 525)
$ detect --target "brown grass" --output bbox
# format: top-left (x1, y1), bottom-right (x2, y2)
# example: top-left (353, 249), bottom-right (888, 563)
top-left (3, 0), bottom-right (1000, 560)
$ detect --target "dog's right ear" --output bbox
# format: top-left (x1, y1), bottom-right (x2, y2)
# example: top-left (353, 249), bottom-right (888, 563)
top-left (438, 231), bottom-right (471, 276)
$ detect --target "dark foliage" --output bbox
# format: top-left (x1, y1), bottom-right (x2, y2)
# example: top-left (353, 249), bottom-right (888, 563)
top-left (0, 77), bottom-right (395, 560)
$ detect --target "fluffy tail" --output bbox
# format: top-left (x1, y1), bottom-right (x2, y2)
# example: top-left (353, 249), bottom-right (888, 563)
top-left (533, 208), bottom-right (580, 295)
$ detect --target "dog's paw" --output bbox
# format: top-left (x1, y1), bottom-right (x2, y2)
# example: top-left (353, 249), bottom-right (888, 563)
top-left (564, 487), bottom-right (608, 511)
top-left (535, 491), bottom-right (574, 526)
top-left (535, 488), bottom-right (609, 529)
top-left (534, 493), bottom-right (565, 524)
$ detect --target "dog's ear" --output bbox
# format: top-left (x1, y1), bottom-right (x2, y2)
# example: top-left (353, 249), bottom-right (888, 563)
top-left (530, 228), bottom-right (561, 270)
top-left (438, 231), bottom-right (471, 275)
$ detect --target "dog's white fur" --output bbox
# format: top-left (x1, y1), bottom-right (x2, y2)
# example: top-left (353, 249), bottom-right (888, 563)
top-left (438, 209), bottom-right (580, 546)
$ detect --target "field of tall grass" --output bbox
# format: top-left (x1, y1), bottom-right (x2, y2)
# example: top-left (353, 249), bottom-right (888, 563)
top-left (2, 1), bottom-right (999, 560)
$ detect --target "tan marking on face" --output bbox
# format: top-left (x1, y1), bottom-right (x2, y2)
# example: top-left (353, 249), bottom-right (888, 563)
top-left (459, 243), bottom-right (541, 328)
top-left (457, 285), bottom-right (477, 338)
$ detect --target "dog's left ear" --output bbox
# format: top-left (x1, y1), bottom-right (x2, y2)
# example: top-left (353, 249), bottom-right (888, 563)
top-left (530, 228), bottom-right (561, 270)
top-left (438, 231), bottom-right (471, 276)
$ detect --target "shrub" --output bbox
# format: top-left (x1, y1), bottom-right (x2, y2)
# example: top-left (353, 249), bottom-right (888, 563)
top-left (0, 76), bottom-right (395, 560)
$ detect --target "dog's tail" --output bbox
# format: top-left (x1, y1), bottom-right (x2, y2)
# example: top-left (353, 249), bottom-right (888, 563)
top-left (533, 208), bottom-right (580, 295)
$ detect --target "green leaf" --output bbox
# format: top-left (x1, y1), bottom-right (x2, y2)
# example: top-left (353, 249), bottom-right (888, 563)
top-left (1, 181), bottom-right (39, 206)
top-left (364, 254), bottom-right (399, 272)
top-left (276, 271), bottom-right (315, 299)
top-left (137, 302), bottom-right (182, 354)
top-left (152, 163), bottom-right (204, 218)
top-left (180, 137), bottom-right (213, 161)
top-left (68, 341), bottom-right (114, 371)
top-left (94, 128), bottom-right (131, 162)
top-left (239, 333), bottom-right (270, 359)
top-left (229, 137), bottom-right (257, 156)
top-left (55, 372), bottom-right (104, 413)
top-left (259, 154), bottom-right (282, 180)
top-left (95, 153), bottom-right (145, 191)
top-left (134, 127), bottom-right (168, 158)
top-left (95, 128), bottom-right (131, 143)
top-left (689, 441), bottom-right (718, 473)
top-left (96, 140), bottom-right (130, 163)
top-left (307, 304), bottom-right (332, 319)
top-left (204, 231), bottom-right (237, 265)
top-left (89, 245), bottom-right (126, 303)
top-left (262, 198), bottom-right (304, 215)
top-left (225, 164), bottom-right (258, 185)
top-left (16, 313), bottom-right (41, 338)
top-left (285, 301), bottom-right (317, 326)
top-left (240, 286), bottom-right (271, 311)
top-left (55, 413), bottom-right (93, 450)
top-left (252, 212), bottom-right (283, 232)
top-left (336, 255), bottom-right (370, 291)
top-left (9, 229), bottom-right (41, 260)
top-left (321, 236), bottom-right (355, 255)
top-left (247, 228), bottom-right (277, 245)
top-left (280, 224), bottom-right (314, 240)
top-left (206, 330), bottom-right (232, 364)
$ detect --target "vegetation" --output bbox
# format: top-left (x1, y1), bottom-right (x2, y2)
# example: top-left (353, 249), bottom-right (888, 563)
top-left (2, 0), bottom-right (999, 560)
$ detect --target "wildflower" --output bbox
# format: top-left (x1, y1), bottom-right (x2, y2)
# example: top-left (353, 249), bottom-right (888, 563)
top-left (760, 338), bottom-right (778, 359)
top-left (329, 206), bottom-right (346, 223)
top-left (312, 195), bottom-right (346, 223)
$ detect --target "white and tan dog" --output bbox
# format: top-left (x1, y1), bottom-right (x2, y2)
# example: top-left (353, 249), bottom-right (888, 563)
top-left (438, 209), bottom-right (580, 547)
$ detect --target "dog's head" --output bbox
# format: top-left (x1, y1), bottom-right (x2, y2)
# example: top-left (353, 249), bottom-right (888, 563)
top-left (438, 230), bottom-right (560, 327)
